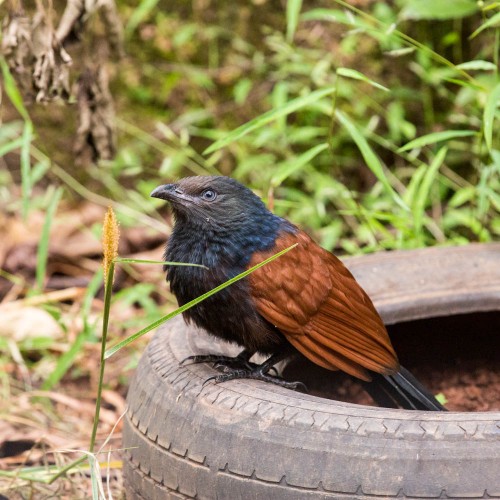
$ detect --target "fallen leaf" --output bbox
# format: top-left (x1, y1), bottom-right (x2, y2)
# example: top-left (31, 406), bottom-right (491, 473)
top-left (0, 306), bottom-right (63, 342)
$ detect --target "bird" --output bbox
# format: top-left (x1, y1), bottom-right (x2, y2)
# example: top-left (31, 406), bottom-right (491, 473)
top-left (151, 176), bottom-right (446, 411)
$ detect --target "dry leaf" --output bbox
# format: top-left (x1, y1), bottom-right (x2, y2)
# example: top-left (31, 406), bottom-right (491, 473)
top-left (1, 13), bottom-right (34, 97)
top-left (74, 65), bottom-right (116, 164)
top-left (2, 11), bottom-right (72, 103)
top-left (31, 12), bottom-right (72, 103)
top-left (0, 305), bottom-right (63, 342)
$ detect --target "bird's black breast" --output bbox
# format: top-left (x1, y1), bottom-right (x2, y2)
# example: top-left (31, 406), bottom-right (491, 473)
top-left (164, 224), bottom-right (290, 353)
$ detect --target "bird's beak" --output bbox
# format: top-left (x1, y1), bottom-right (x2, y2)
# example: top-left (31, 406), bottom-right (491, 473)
top-left (151, 184), bottom-right (192, 206)
top-left (151, 184), bottom-right (177, 201)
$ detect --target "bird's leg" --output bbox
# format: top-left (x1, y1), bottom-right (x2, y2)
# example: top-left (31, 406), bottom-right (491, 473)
top-left (203, 351), bottom-right (307, 391)
top-left (181, 349), bottom-right (257, 371)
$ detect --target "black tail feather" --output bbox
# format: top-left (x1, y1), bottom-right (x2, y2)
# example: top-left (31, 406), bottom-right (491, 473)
top-left (363, 365), bottom-right (447, 411)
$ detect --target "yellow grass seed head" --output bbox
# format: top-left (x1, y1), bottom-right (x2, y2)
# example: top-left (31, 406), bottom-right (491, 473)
top-left (102, 206), bottom-right (120, 283)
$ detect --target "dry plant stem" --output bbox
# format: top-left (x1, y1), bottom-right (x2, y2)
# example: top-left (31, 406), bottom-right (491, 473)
top-left (56, 0), bottom-right (124, 56)
top-left (74, 66), bottom-right (116, 164)
top-left (98, 0), bottom-right (124, 58)
top-left (3, 287), bottom-right (86, 308)
top-left (55, 0), bottom-right (85, 43)
top-left (7, 0), bottom-right (24, 11)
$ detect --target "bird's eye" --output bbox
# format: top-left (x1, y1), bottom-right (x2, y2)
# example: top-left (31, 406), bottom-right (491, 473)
top-left (201, 189), bottom-right (217, 201)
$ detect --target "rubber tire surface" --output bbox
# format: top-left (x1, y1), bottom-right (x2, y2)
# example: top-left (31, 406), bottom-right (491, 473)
top-left (123, 244), bottom-right (500, 499)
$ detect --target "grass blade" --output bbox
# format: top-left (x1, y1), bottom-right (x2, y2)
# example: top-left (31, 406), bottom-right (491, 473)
top-left (455, 60), bottom-right (498, 71)
top-left (286, 0), bottom-right (303, 43)
top-left (413, 146), bottom-right (448, 238)
top-left (125, 0), bottom-right (161, 35)
top-left (20, 122), bottom-right (33, 219)
top-left (469, 10), bottom-right (500, 39)
top-left (0, 57), bottom-right (30, 121)
top-left (42, 269), bottom-right (103, 390)
top-left (1, 58), bottom-right (34, 219)
top-left (399, 0), bottom-right (478, 21)
top-left (403, 163), bottom-right (428, 207)
top-left (483, 82), bottom-right (500, 152)
top-left (0, 137), bottom-right (24, 157)
top-left (115, 257), bottom-right (208, 269)
top-left (335, 110), bottom-right (408, 210)
top-left (203, 87), bottom-right (335, 154)
top-left (104, 243), bottom-right (298, 358)
top-left (398, 130), bottom-right (477, 152)
top-left (303, 4), bottom-right (479, 86)
top-left (302, 8), bottom-right (356, 26)
top-left (88, 453), bottom-right (105, 500)
top-left (35, 187), bottom-right (63, 293)
top-left (47, 161), bottom-right (167, 232)
top-left (271, 143), bottom-right (328, 187)
top-left (337, 67), bottom-right (390, 92)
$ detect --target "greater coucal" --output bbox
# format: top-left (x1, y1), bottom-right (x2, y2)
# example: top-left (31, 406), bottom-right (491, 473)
top-left (151, 176), bottom-right (446, 411)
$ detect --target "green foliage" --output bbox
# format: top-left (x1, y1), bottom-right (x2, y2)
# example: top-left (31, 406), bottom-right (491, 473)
top-left (334, 110), bottom-right (408, 211)
top-left (35, 187), bottom-right (63, 294)
top-left (484, 82), bottom-right (500, 151)
top-left (286, 0), bottom-right (303, 43)
top-left (4, 1), bottom-right (498, 254)
top-left (399, 0), bottom-right (479, 20)
top-left (85, 0), bottom-right (499, 252)
top-left (204, 87), bottom-right (336, 154)
top-left (41, 269), bottom-right (103, 391)
top-left (0, 58), bottom-right (34, 219)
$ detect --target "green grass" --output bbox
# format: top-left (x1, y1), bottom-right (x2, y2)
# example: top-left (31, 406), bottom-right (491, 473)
top-left (35, 187), bottom-right (63, 294)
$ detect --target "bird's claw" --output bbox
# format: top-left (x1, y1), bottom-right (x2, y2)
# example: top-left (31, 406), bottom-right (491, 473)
top-left (202, 368), bottom-right (307, 392)
top-left (182, 354), bottom-right (279, 374)
top-left (181, 353), bottom-right (257, 371)
top-left (183, 351), bottom-right (305, 392)
top-left (202, 375), bottom-right (218, 387)
top-left (181, 354), bottom-right (231, 366)
top-left (284, 380), bottom-right (308, 391)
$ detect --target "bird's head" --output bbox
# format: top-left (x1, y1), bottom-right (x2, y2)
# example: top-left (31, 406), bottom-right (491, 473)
top-left (151, 176), bottom-right (272, 232)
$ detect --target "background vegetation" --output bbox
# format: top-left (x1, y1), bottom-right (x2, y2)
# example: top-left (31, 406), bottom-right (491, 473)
top-left (1, 0), bottom-right (499, 497)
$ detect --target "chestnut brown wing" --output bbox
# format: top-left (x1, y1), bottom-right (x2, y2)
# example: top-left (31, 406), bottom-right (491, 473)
top-left (248, 230), bottom-right (399, 381)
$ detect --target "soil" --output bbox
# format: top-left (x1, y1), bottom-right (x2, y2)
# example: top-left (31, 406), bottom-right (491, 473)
top-left (306, 358), bottom-right (500, 412)
top-left (283, 311), bottom-right (500, 412)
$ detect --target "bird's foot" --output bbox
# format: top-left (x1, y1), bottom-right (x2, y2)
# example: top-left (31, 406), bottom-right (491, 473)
top-left (181, 351), bottom-right (257, 371)
top-left (203, 366), bottom-right (307, 392)
top-left (182, 350), bottom-right (304, 390)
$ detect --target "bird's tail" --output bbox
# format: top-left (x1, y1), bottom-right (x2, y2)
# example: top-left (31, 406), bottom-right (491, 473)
top-left (363, 365), bottom-right (447, 411)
